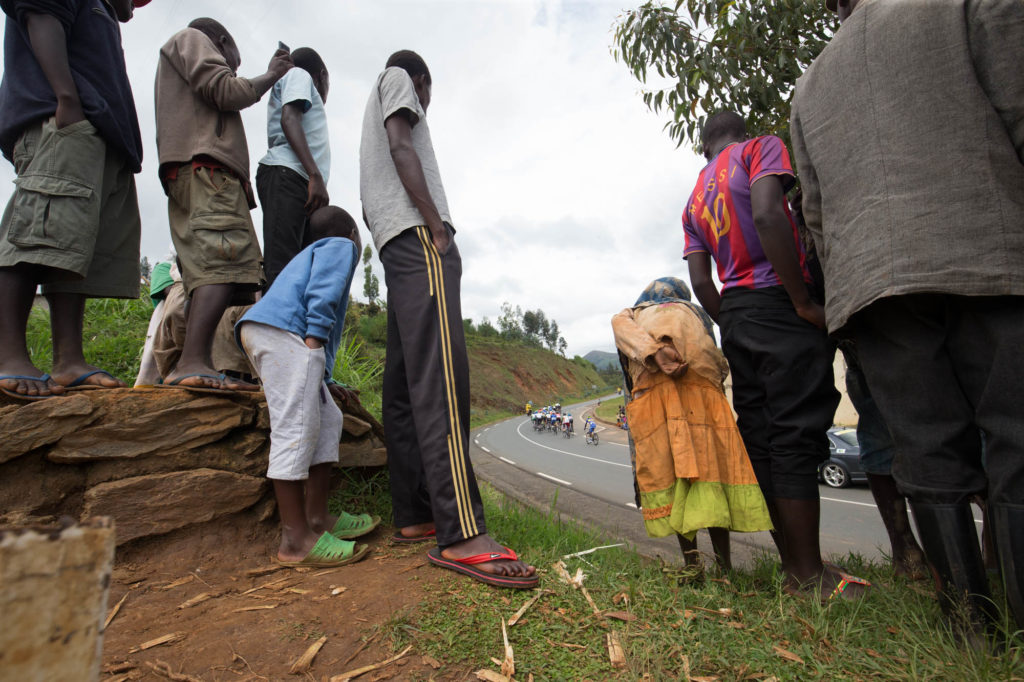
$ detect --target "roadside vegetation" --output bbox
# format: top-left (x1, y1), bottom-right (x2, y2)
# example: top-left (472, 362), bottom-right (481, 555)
top-left (595, 395), bottom-right (625, 424)
top-left (333, 476), bottom-right (1023, 681)
top-left (24, 287), bottom-right (612, 427)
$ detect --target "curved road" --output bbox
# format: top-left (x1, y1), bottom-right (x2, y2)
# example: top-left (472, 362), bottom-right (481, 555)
top-left (470, 397), bottom-right (983, 566)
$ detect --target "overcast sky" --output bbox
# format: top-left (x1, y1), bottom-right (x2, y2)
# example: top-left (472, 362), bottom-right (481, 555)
top-left (0, 0), bottom-right (712, 357)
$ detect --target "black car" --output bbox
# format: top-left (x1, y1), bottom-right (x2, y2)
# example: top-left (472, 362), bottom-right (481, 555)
top-left (818, 427), bottom-right (867, 489)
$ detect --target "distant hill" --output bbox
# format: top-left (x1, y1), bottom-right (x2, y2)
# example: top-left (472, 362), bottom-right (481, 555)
top-left (583, 350), bottom-right (619, 371)
top-left (469, 338), bottom-right (606, 423)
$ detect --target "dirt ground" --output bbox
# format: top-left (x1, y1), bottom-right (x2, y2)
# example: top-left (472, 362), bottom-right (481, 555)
top-left (100, 511), bottom-right (458, 682)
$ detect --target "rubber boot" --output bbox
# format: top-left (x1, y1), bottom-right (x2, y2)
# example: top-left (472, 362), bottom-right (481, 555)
top-left (989, 503), bottom-right (1024, 632)
top-left (910, 502), bottom-right (997, 644)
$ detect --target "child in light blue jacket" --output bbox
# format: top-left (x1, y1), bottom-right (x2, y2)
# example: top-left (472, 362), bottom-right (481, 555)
top-left (236, 206), bottom-right (378, 567)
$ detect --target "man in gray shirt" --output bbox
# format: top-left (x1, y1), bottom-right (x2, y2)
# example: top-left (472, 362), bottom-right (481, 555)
top-left (359, 50), bottom-right (536, 589)
top-left (791, 0), bottom-right (1024, 640)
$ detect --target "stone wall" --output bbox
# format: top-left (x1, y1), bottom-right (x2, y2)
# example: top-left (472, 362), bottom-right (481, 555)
top-left (0, 388), bottom-right (386, 545)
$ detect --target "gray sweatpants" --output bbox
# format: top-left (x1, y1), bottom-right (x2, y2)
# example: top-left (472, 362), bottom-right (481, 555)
top-left (239, 321), bottom-right (342, 481)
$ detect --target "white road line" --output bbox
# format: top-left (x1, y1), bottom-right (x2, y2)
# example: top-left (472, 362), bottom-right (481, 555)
top-left (481, 446), bottom-right (491, 454)
top-left (499, 456), bottom-right (515, 465)
top-left (514, 422), bottom-right (631, 468)
top-left (820, 496), bottom-right (877, 509)
top-left (537, 472), bottom-right (572, 486)
top-left (625, 502), bottom-right (637, 509)
top-left (484, 427), bottom-right (490, 432)
top-left (820, 495), bottom-right (983, 524)
top-left (474, 438), bottom-right (480, 445)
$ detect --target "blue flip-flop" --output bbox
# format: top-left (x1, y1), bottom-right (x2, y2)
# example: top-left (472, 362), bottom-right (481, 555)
top-left (63, 369), bottom-right (120, 390)
top-left (0, 373), bottom-right (57, 400)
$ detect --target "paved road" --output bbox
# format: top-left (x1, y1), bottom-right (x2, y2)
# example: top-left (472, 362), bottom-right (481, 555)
top-left (471, 396), bottom-right (983, 566)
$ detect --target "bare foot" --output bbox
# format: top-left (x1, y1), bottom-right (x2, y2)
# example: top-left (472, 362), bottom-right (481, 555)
top-left (893, 548), bottom-right (928, 580)
top-left (783, 565), bottom-right (871, 602)
top-left (277, 530), bottom-right (322, 563)
top-left (309, 513), bottom-right (338, 536)
top-left (165, 363), bottom-right (258, 391)
top-left (0, 359), bottom-right (64, 397)
top-left (398, 522), bottom-right (436, 539)
top-left (51, 365), bottom-right (124, 389)
top-left (441, 534), bottom-right (536, 578)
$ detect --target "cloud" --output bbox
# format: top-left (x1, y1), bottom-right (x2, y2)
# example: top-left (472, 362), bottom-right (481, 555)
top-left (0, 0), bottom-right (708, 357)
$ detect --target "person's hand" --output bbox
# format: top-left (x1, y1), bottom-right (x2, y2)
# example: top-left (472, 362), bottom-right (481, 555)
top-left (268, 48), bottom-right (293, 79)
top-left (429, 222), bottom-right (451, 255)
top-left (653, 345), bottom-right (688, 378)
top-left (795, 301), bottom-right (827, 330)
top-left (304, 336), bottom-right (323, 349)
top-left (305, 173), bottom-right (329, 215)
top-left (55, 95), bottom-right (85, 129)
top-left (328, 382), bottom-right (360, 405)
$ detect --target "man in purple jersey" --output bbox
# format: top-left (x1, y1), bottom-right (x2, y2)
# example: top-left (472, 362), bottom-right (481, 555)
top-left (684, 112), bottom-right (860, 601)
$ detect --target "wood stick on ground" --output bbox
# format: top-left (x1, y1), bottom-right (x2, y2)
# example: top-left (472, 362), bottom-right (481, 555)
top-left (102, 662), bottom-right (137, 675)
top-left (473, 671), bottom-right (511, 682)
top-left (232, 604), bottom-right (280, 613)
top-left (500, 619), bottom-right (515, 678)
top-left (562, 543), bottom-right (625, 559)
top-left (245, 565), bottom-right (286, 578)
top-left (607, 631), bottom-right (626, 669)
top-left (328, 644), bottom-right (412, 682)
top-left (104, 592), bottom-right (129, 631)
top-left (508, 590), bottom-right (548, 627)
top-left (289, 635), bottom-right (327, 674)
top-left (241, 575), bottom-right (292, 595)
top-left (145, 659), bottom-right (204, 681)
top-left (177, 592), bottom-right (217, 610)
top-left (341, 631), bottom-right (380, 667)
top-left (129, 632), bottom-right (186, 654)
top-left (158, 575), bottom-right (195, 591)
top-left (579, 585), bottom-right (601, 615)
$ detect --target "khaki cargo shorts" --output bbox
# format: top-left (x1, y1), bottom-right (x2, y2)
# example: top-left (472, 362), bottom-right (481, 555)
top-left (0, 117), bottom-right (141, 298)
top-left (166, 164), bottom-right (263, 297)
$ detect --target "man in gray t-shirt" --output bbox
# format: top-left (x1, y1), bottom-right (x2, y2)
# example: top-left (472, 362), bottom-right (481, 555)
top-left (359, 51), bottom-right (536, 589)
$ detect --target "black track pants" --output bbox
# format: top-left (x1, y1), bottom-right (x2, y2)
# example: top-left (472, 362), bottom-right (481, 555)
top-left (380, 226), bottom-right (486, 547)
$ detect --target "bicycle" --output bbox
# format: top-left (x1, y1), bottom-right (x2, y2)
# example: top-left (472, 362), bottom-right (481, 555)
top-left (585, 431), bottom-right (599, 446)
top-left (562, 423), bottom-right (572, 438)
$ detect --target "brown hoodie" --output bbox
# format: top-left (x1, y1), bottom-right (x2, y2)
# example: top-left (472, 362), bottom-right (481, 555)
top-left (155, 28), bottom-right (261, 203)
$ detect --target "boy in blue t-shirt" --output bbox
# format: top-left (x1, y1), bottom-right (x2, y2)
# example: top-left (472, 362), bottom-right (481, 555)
top-left (236, 206), bottom-right (378, 567)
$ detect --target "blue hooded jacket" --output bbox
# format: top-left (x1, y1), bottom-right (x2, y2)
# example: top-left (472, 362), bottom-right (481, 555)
top-left (236, 237), bottom-right (358, 382)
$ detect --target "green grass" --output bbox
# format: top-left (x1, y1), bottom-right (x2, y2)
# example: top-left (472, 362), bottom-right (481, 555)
top-left (330, 478), bottom-right (1024, 681)
top-left (595, 395), bottom-right (625, 423)
top-left (26, 295), bottom-right (155, 382)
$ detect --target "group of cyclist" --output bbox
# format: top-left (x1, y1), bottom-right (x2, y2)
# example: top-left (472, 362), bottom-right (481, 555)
top-left (526, 402), bottom-right (599, 444)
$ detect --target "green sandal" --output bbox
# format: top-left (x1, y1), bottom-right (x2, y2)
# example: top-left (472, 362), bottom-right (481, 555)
top-left (275, 532), bottom-right (369, 567)
top-left (330, 511), bottom-right (381, 540)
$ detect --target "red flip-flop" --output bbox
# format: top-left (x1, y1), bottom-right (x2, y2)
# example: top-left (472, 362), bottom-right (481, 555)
top-left (390, 529), bottom-right (436, 544)
top-left (427, 546), bottom-right (539, 589)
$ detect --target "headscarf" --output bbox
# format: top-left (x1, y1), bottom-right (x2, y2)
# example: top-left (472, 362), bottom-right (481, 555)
top-left (632, 277), bottom-right (715, 339)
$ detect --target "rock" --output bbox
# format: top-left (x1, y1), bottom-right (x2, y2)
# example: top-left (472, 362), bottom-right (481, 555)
top-left (0, 394), bottom-right (97, 464)
top-left (84, 428), bottom-right (269, 486)
top-left (82, 469), bottom-right (266, 545)
top-left (48, 391), bottom-right (255, 463)
top-left (0, 453), bottom-right (86, 523)
top-left (342, 414), bottom-right (372, 438)
top-left (0, 517), bottom-right (115, 682)
top-left (336, 438), bottom-right (387, 467)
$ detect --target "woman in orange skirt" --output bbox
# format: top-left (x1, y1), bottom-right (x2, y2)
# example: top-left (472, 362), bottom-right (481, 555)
top-left (612, 277), bottom-right (772, 569)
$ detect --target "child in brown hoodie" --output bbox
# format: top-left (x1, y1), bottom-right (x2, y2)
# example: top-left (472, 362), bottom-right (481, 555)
top-left (154, 17), bottom-right (290, 393)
